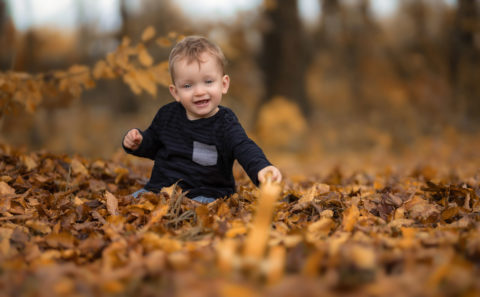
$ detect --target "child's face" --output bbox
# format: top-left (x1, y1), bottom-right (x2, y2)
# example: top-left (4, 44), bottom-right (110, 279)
top-left (169, 52), bottom-right (230, 121)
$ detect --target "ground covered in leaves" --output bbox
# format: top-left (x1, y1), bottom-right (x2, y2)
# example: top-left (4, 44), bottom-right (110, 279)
top-left (1, 143), bottom-right (479, 297)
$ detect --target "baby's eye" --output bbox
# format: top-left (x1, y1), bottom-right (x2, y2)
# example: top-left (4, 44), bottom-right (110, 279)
top-left (205, 80), bottom-right (213, 84)
top-left (183, 84), bottom-right (192, 88)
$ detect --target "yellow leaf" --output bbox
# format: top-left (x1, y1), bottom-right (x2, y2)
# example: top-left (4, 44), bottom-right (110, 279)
top-left (123, 71), bottom-right (142, 95)
top-left (93, 60), bottom-right (116, 79)
top-left (142, 26), bottom-right (156, 41)
top-left (136, 69), bottom-right (157, 97)
top-left (138, 45), bottom-right (154, 67)
top-left (152, 61), bottom-right (171, 87)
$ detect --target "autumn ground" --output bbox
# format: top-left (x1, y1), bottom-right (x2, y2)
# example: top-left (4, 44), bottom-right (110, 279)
top-left (0, 133), bottom-right (479, 297)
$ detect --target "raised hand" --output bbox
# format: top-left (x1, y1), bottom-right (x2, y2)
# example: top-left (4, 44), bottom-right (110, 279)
top-left (258, 165), bottom-right (282, 184)
top-left (123, 129), bottom-right (143, 151)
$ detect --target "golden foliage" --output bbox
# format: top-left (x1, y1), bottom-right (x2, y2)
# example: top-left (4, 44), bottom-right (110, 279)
top-left (257, 96), bottom-right (308, 150)
top-left (1, 143), bottom-right (479, 296)
top-left (0, 27), bottom-right (178, 117)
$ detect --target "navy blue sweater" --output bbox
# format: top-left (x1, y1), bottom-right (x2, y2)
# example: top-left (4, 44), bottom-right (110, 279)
top-left (123, 102), bottom-right (271, 199)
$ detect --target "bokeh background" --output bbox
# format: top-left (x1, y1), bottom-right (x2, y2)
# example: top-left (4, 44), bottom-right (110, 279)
top-left (1, 0), bottom-right (479, 175)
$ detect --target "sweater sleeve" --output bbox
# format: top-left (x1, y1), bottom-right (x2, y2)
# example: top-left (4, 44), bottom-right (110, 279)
top-left (122, 108), bottom-right (163, 160)
top-left (224, 110), bottom-right (271, 186)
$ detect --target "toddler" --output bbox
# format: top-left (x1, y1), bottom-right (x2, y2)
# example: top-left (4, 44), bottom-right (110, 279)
top-left (123, 36), bottom-right (282, 203)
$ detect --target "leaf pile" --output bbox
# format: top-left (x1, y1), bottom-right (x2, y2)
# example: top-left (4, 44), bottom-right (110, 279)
top-left (1, 144), bottom-right (479, 297)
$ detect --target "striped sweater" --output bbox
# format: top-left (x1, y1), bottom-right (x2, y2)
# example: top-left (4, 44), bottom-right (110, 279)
top-left (123, 102), bottom-right (271, 199)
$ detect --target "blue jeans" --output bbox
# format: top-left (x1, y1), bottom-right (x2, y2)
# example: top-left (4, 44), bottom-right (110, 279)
top-left (131, 188), bottom-right (216, 204)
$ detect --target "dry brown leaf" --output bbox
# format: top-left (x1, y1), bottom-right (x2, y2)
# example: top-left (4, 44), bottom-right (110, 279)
top-left (71, 158), bottom-right (89, 176)
top-left (105, 191), bottom-right (119, 216)
top-left (25, 220), bottom-right (51, 234)
top-left (20, 154), bottom-right (38, 171)
top-left (0, 181), bottom-right (14, 195)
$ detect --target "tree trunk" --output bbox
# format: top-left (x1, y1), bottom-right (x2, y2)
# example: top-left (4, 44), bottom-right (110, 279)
top-left (449, 0), bottom-right (479, 127)
top-left (259, 0), bottom-right (310, 117)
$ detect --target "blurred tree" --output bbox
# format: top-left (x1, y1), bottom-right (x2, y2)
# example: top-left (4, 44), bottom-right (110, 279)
top-left (450, 0), bottom-right (480, 127)
top-left (258, 0), bottom-right (311, 118)
top-left (318, 0), bottom-right (341, 46)
top-left (111, 0), bottom-right (140, 114)
top-left (0, 0), bottom-right (15, 70)
top-left (342, 0), bottom-right (375, 112)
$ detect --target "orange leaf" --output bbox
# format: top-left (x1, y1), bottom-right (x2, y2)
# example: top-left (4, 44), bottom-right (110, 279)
top-left (342, 204), bottom-right (359, 232)
top-left (243, 180), bottom-right (281, 263)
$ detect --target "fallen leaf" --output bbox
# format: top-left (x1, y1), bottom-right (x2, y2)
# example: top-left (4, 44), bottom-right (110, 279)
top-left (105, 191), bottom-right (119, 216)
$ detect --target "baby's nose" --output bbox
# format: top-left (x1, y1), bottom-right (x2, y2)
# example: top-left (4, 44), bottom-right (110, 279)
top-left (194, 85), bottom-right (206, 95)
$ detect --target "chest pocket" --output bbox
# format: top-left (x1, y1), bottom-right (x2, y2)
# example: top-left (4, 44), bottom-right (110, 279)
top-left (192, 141), bottom-right (218, 166)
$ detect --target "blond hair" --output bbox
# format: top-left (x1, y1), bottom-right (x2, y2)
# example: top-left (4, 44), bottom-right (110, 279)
top-left (168, 36), bottom-right (227, 83)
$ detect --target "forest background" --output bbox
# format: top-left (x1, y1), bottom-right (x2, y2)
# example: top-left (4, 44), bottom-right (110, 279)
top-left (1, 1), bottom-right (480, 296)
top-left (1, 0), bottom-right (480, 176)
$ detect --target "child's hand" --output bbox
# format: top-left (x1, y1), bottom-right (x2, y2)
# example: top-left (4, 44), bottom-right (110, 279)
top-left (258, 165), bottom-right (282, 184)
top-left (123, 129), bottom-right (143, 151)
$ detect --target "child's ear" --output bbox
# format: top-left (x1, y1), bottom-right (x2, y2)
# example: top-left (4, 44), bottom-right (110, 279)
top-left (169, 84), bottom-right (180, 102)
top-left (222, 75), bottom-right (230, 94)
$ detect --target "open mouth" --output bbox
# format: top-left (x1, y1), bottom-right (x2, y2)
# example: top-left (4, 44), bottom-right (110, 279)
top-left (194, 99), bottom-right (210, 107)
